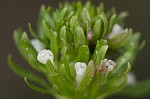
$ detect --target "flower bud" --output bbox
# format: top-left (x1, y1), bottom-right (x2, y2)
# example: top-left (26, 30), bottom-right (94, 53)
top-left (106, 59), bottom-right (116, 72)
top-left (31, 39), bottom-right (45, 52)
top-left (37, 49), bottom-right (54, 64)
top-left (75, 62), bottom-right (87, 85)
top-left (108, 24), bottom-right (123, 39)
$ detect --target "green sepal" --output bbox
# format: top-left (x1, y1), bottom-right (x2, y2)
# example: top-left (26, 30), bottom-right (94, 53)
top-left (85, 1), bottom-right (95, 20)
top-left (92, 18), bottom-right (102, 41)
top-left (100, 13), bottom-right (108, 39)
top-left (77, 45), bottom-right (90, 64)
top-left (70, 16), bottom-right (78, 33)
top-left (59, 7), bottom-right (68, 20)
top-left (60, 26), bottom-right (67, 46)
top-left (56, 20), bottom-right (64, 33)
top-left (92, 40), bottom-right (108, 65)
top-left (83, 8), bottom-right (91, 23)
top-left (74, 26), bottom-right (86, 49)
top-left (107, 14), bottom-right (116, 34)
top-left (92, 40), bottom-right (100, 62)
top-left (65, 11), bottom-right (74, 21)
top-left (95, 45), bottom-right (108, 65)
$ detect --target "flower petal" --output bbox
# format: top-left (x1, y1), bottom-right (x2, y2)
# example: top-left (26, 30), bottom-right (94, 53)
top-left (37, 49), bottom-right (54, 64)
top-left (31, 39), bottom-right (45, 52)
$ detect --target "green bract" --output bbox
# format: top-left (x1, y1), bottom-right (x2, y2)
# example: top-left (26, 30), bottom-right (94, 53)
top-left (8, 1), bottom-right (146, 99)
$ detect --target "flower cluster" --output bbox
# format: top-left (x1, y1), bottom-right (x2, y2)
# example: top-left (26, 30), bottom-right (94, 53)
top-left (8, 1), bottom-right (145, 99)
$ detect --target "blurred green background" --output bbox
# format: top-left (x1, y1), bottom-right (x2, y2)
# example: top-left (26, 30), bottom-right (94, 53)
top-left (0, 0), bottom-right (150, 99)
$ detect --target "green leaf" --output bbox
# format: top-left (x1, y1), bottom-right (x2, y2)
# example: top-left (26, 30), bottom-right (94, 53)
top-left (131, 32), bottom-right (145, 51)
top-left (74, 26), bottom-right (86, 49)
top-left (100, 13), bottom-right (108, 39)
top-left (92, 18), bottom-right (102, 40)
top-left (28, 23), bottom-right (37, 38)
top-left (70, 16), bottom-right (78, 33)
top-left (60, 64), bottom-right (74, 86)
top-left (111, 45), bottom-right (133, 76)
top-left (65, 11), bottom-right (74, 21)
top-left (85, 1), bottom-right (95, 19)
top-left (96, 3), bottom-right (104, 15)
top-left (95, 45), bottom-right (108, 65)
top-left (92, 40), bottom-right (100, 62)
top-left (20, 32), bottom-right (47, 73)
top-left (24, 77), bottom-right (51, 94)
top-left (61, 47), bottom-right (73, 80)
top-left (107, 14), bottom-right (116, 34)
top-left (59, 7), bottom-right (68, 20)
top-left (56, 20), bottom-right (64, 33)
top-left (77, 45), bottom-right (90, 63)
top-left (138, 40), bottom-right (146, 51)
top-left (7, 55), bottom-right (50, 89)
top-left (47, 71), bottom-right (74, 96)
top-left (83, 8), bottom-right (91, 22)
top-left (21, 32), bottom-right (37, 58)
top-left (13, 29), bottom-right (28, 60)
top-left (92, 40), bottom-right (108, 65)
top-left (115, 11), bottom-right (129, 25)
top-left (60, 26), bottom-right (67, 41)
top-left (42, 21), bottom-right (58, 61)
top-left (39, 5), bottom-right (55, 29)
top-left (60, 26), bottom-right (67, 46)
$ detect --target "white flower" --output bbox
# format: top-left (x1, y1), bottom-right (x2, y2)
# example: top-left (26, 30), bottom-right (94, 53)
top-left (75, 62), bottom-right (87, 85)
top-left (37, 49), bottom-right (54, 64)
top-left (31, 39), bottom-right (45, 52)
top-left (127, 72), bottom-right (137, 85)
top-left (105, 59), bottom-right (116, 72)
top-left (108, 24), bottom-right (123, 39)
